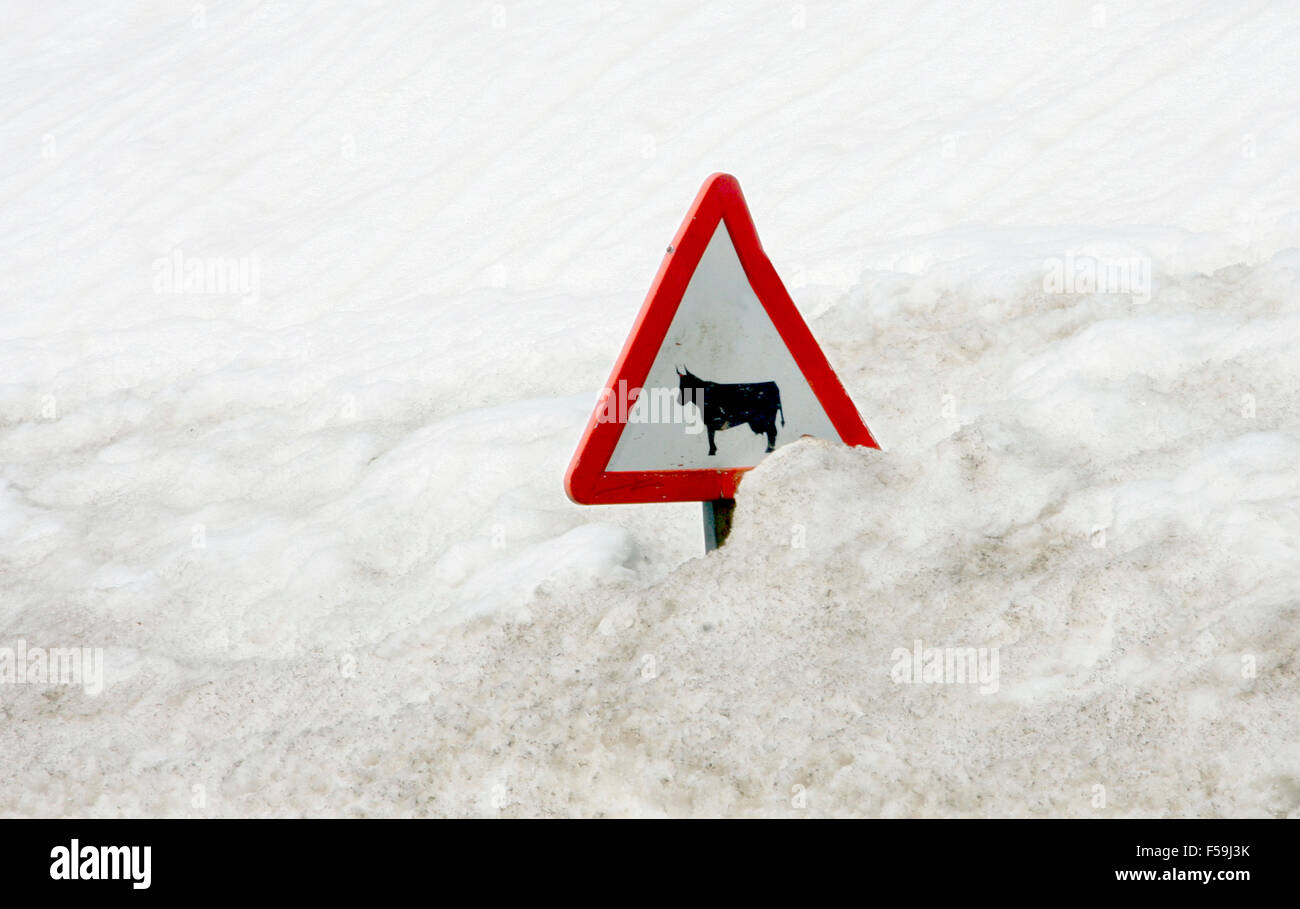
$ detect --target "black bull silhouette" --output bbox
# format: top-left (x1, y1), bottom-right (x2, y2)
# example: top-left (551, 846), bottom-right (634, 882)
top-left (676, 367), bottom-right (785, 456)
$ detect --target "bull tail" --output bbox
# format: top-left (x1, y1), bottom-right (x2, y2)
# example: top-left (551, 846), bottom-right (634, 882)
top-left (778, 397), bottom-right (785, 427)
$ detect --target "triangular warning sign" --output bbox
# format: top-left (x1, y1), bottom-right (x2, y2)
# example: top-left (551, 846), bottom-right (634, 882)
top-left (566, 173), bottom-right (878, 505)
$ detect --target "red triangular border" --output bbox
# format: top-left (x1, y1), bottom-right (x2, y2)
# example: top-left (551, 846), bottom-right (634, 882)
top-left (565, 173), bottom-right (879, 505)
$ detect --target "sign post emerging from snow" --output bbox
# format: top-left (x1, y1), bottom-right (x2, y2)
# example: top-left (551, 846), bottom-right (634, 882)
top-left (565, 173), bottom-right (879, 549)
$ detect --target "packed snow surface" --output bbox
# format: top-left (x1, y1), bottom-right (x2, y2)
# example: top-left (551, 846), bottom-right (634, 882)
top-left (2, 1), bottom-right (1299, 816)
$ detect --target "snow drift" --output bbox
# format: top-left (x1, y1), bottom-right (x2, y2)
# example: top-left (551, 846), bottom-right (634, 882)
top-left (1, 1), bottom-right (1298, 816)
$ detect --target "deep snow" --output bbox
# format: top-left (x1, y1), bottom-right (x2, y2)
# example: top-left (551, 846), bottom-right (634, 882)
top-left (2, 1), bottom-right (1298, 817)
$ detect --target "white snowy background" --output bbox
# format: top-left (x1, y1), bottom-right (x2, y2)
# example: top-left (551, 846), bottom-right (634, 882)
top-left (2, 0), bottom-right (1298, 817)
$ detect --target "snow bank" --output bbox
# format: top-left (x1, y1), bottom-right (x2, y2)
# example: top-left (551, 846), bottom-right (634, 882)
top-left (2, 1), bottom-right (1299, 816)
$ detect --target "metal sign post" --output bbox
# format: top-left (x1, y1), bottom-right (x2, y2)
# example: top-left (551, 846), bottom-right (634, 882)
top-left (702, 498), bottom-right (735, 551)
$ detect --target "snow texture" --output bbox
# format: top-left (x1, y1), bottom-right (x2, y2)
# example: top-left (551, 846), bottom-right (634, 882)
top-left (1, 1), bottom-right (1298, 817)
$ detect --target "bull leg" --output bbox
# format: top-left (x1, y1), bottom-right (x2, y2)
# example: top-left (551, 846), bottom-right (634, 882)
top-left (749, 419), bottom-right (777, 452)
top-left (707, 426), bottom-right (717, 456)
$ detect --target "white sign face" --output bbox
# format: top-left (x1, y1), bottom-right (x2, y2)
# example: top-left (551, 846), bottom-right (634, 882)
top-left (566, 173), bottom-right (877, 506)
top-left (605, 222), bottom-right (840, 471)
